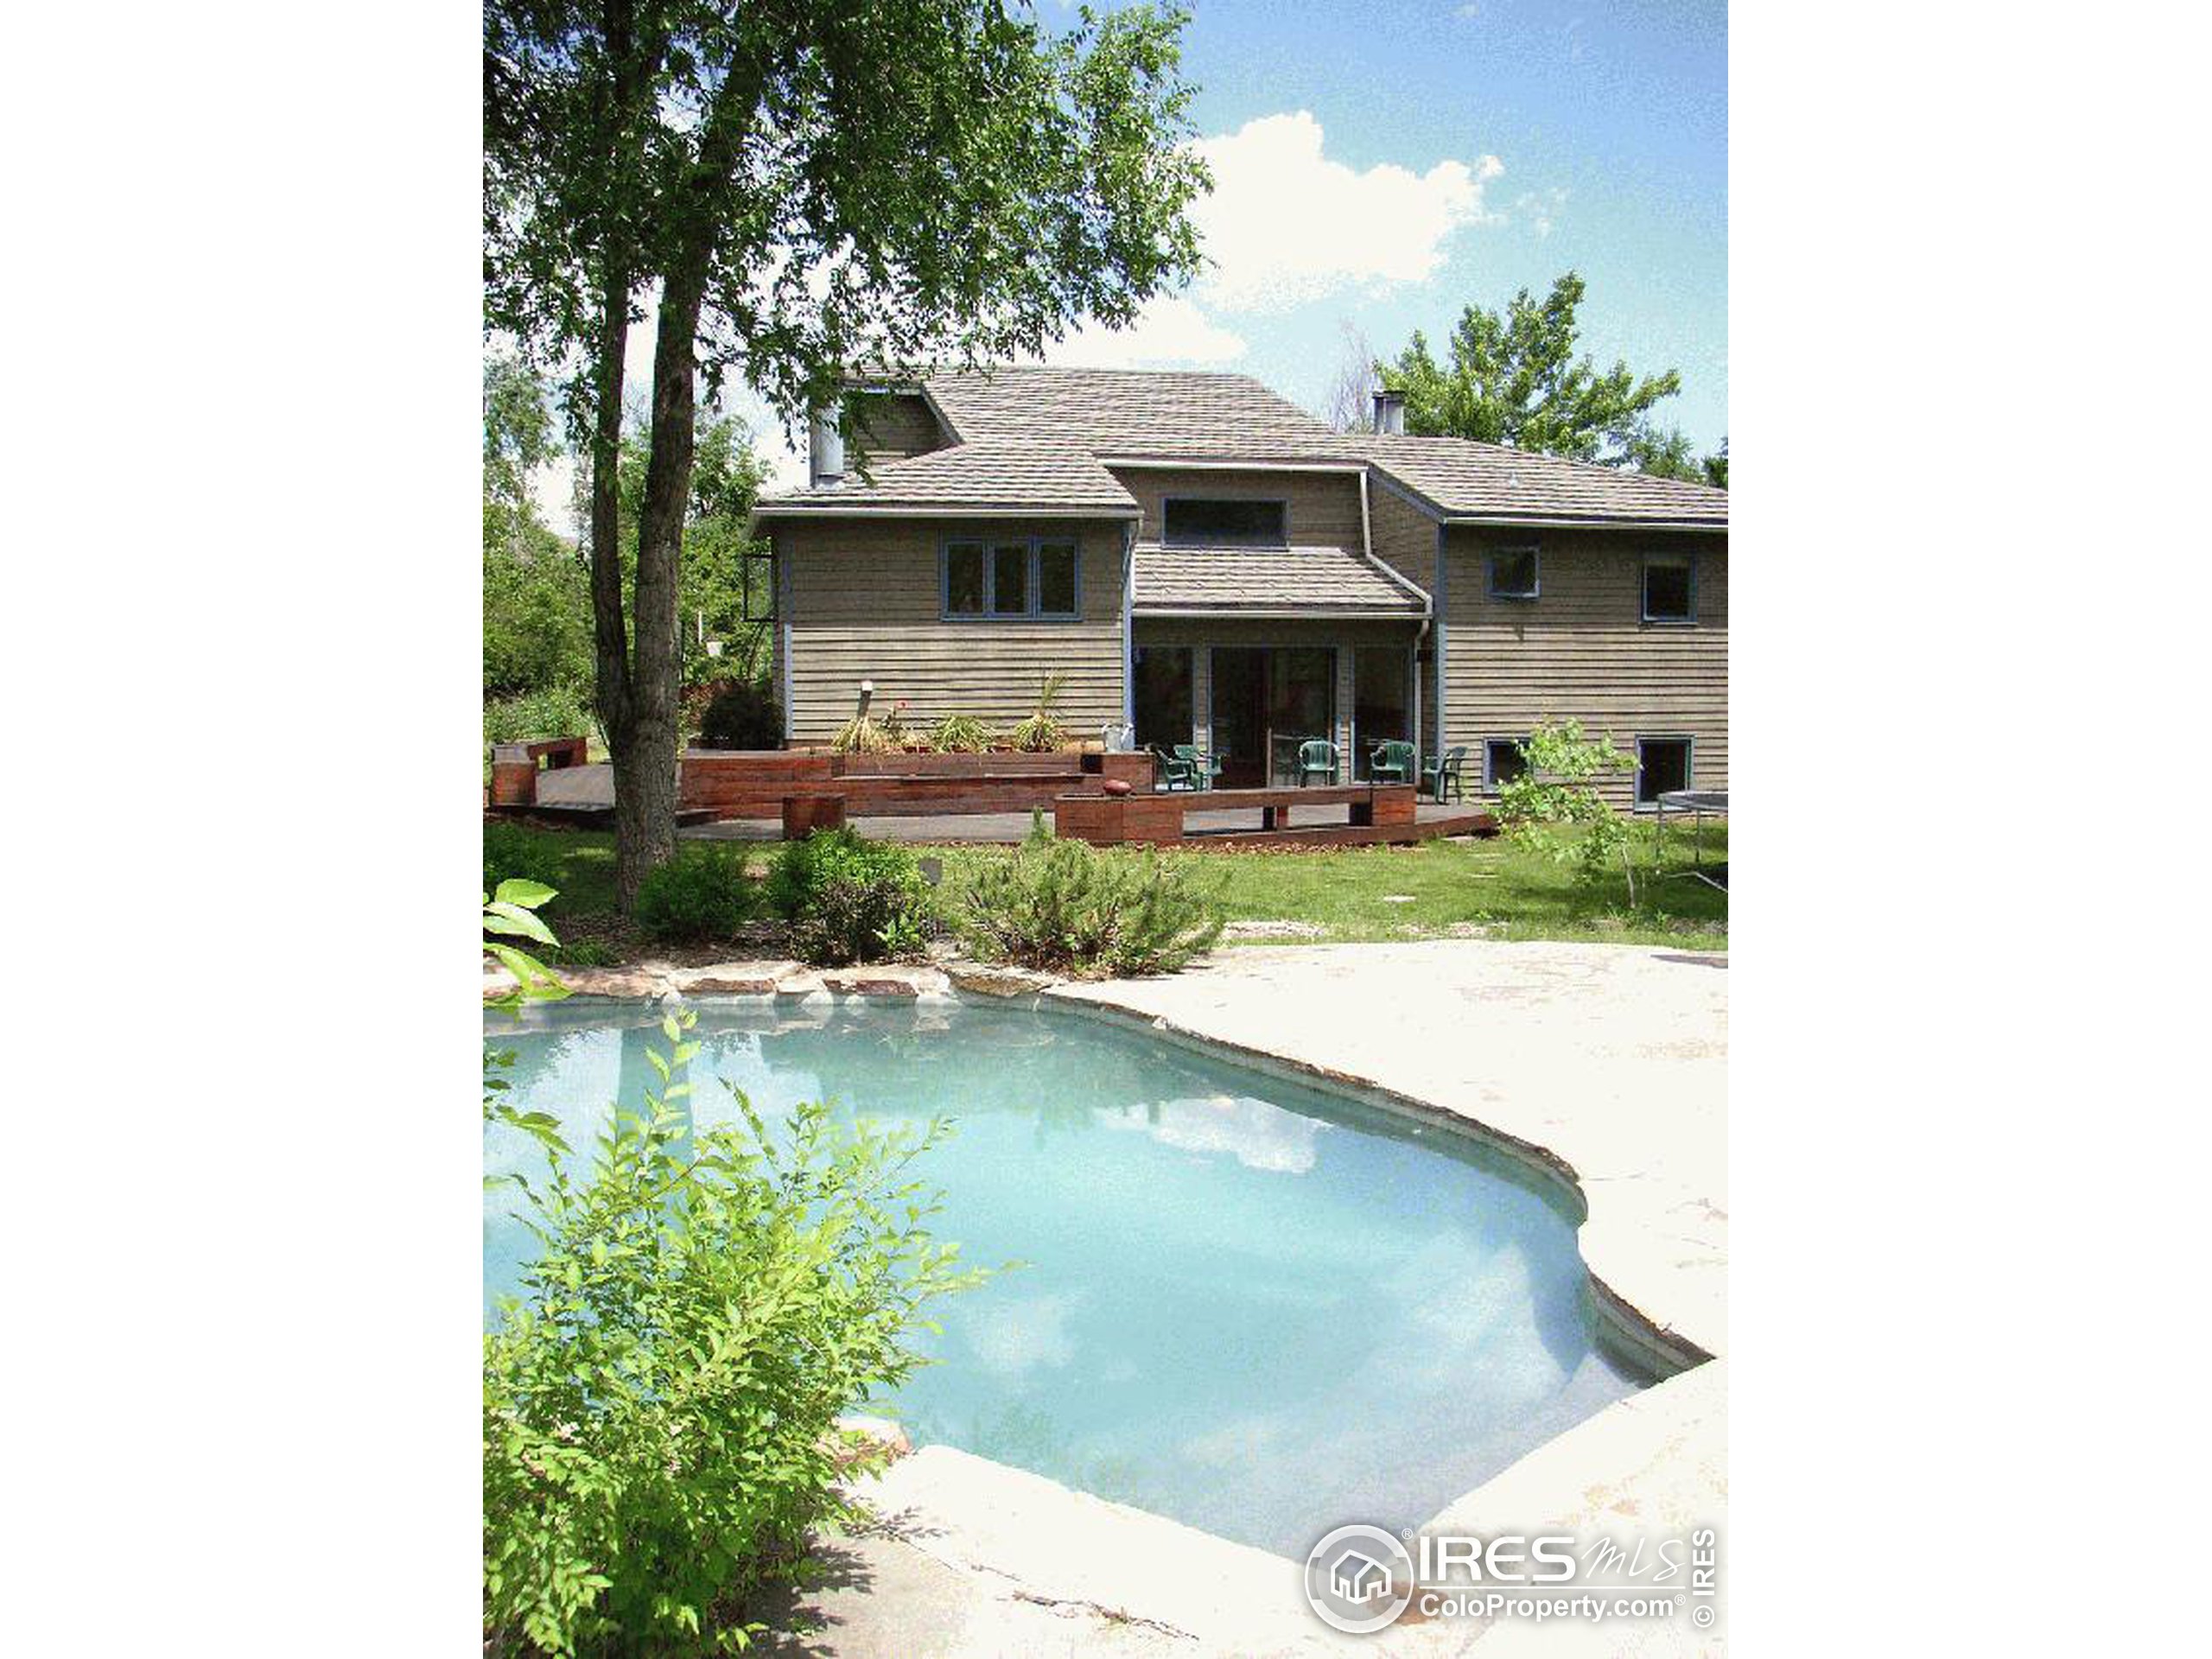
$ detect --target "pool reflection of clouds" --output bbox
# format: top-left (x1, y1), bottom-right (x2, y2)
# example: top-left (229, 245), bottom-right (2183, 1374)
top-left (484, 999), bottom-right (1648, 1554)
top-left (1093, 1092), bottom-right (1325, 1173)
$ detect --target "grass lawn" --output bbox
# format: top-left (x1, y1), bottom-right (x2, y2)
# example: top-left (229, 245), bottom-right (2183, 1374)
top-left (488, 819), bottom-right (1727, 960)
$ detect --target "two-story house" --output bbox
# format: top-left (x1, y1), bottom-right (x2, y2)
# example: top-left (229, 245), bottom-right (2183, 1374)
top-left (750, 366), bottom-right (1726, 810)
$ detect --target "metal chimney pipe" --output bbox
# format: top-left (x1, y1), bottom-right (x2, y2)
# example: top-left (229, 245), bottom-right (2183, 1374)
top-left (809, 405), bottom-right (846, 486)
top-left (1371, 390), bottom-right (1406, 435)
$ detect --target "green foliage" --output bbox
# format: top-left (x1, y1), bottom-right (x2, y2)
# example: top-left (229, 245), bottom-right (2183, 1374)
top-left (547, 939), bottom-right (620, 968)
top-left (931, 713), bottom-right (995, 753)
top-left (486, 1), bottom-right (1209, 904)
top-left (1493, 721), bottom-right (1645, 906)
top-left (955, 819), bottom-right (1225, 977)
top-left (484, 877), bottom-right (569, 1011)
top-left (766, 830), bottom-right (931, 967)
top-left (486, 820), bottom-right (571, 901)
top-left (1382, 272), bottom-right (1690, 468)
top-left (483, 883), bottom-right (573, 1165)
top-left (1005, 673), bottom-right (1069, 753)
top-left (632, 848), bottom-right (757, 944)
top-left (483, 1011), bottom-right (981, 1656)
top-left (695, 680), bottom-right (784, 751)
top-left (486, 684), bottom-right (598, 752)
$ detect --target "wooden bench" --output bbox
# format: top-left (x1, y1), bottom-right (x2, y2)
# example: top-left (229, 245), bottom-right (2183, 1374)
top-left (488, 734), bottom-right (590, 806)
top-left (1054, 783), bottom-right (1420, 848)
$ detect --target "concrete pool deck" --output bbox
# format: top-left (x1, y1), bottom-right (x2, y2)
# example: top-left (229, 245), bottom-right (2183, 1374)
top-left (490, 942), bottom-right (1727, 1653)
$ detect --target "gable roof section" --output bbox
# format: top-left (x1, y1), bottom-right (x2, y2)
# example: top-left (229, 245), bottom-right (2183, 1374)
top-left (1362, 434), bottom-right (1728, 527)
top-left (1133, 543), bottom-right (1427, 616)
top-left (753, 365), bottom-right (1727, 529)
top-left (924, 365), bottom-right (1354, 461)
top-left (751, 440), bottom-right (1136, 518)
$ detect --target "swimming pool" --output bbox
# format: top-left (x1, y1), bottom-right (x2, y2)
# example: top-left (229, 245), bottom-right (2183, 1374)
top-left (483, 998), bottom-right (1651, 1557)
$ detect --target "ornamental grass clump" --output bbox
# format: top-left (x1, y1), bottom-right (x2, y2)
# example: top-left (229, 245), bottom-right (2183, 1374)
top-left (1004, 671), bottom-right (1068, 752)
top-left (930, 711), bottom-right (994, 753)
top-left (766, 828), bottom-right (931, 966)
top-left (483, 1011), bottom-right (981, 1657)
top-left (955, 817), bottom-right (1225, 977)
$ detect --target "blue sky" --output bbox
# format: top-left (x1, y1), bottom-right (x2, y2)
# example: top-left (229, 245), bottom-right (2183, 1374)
top-left (552, 0), bottom-right (1727, 509)
top-left (1050, 0), bottom-right (1728, 450)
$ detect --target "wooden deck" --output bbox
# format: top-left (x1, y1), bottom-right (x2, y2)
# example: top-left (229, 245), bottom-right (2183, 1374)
top-left (1054, 783), bottom-right (1494, 850)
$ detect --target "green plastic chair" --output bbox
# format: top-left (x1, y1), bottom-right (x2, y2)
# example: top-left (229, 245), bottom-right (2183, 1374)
top-left (1173, 744), bottom-right (1221, 790)
top-left (1296, 740), bottom-right (1339, 786)
top-left (1370, 740), bottom-right (1416, 785)
top-left (1152, 746), bottom-right (1193, 791)
top-left (1421, 745), bottom-right (1470, 804)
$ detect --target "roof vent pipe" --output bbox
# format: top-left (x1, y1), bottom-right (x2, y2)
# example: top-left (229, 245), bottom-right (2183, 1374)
top-left (809, 405), bottom-right (846, 487)
top-left (1371, 390), bottom-right (1406, 436)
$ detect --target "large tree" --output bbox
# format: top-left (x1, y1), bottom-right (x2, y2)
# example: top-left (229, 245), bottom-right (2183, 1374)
top-left (1381, 272), bottom-right (1714, 473)
top-left (485, 1), bottom-right (1210, 907)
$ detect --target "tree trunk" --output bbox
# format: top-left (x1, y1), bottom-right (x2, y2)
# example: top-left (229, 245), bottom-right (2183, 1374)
top-left (613, 260), bottom-right (709, 907)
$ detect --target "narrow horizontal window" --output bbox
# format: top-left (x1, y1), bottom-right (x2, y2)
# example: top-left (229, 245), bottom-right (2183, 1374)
top-left (1485, 738), bottom-right (1529, 788)
top-left (1643, 556), bottom-right (1696, 623)
top-left (944, 542), bottom-right (985, 615)
top-left (990, 543), bottom-right (1029, 615)
top-left (1164, 498), bottom-right (1287, 546)
top-left (1488, 548), bottom-right (1539, 601)
top-left (1636, 737), bottom-right (1693, 805)
top-left (1036, 541), bottom-right (1078, 617)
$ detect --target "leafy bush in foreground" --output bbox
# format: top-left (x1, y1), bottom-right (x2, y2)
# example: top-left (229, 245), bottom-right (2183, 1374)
top-left (766, 829), bottom-right (931, 967)
top-left (632, 848), bottom-right (755, 943)
top-left (484, 1012), bottom-right (978, 1656)
top-left (955, 821), bottom-right (1224, 977)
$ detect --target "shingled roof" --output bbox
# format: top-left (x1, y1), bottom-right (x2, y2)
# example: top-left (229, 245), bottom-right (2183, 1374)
top-left (1360, 434), bottom-right (1728, 527)
top-left (1133, 543), bottom-right (1428, 616)
top-left (753, 365), bottom-right (1727, 527)
top-left (752, 439), bottom-right (1137, 516)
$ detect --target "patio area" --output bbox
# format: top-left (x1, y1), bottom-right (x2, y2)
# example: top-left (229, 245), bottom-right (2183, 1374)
top-left (531, 761), bottom-right (1489, 844)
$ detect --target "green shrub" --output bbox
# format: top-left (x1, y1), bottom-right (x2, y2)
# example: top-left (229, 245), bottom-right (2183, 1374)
top-left (484, 822), bottom-right (569, 900)
top-left (931, 712), bottom-right (995, 753)
top-left (1494, 720), bottom-right (1646, 905)
top-left (632, 848), bottom-right (756, 943)
top-left (955, 821), bottom-right (1225, 976)
top-left (696, 679), bottom-right (784, 750)
top-left (766, 829), bottom-right (931, 966)
top-left (486, 684), bottom-right (597, 751)
top-left (484, 1012), bottom-right (979, 1656)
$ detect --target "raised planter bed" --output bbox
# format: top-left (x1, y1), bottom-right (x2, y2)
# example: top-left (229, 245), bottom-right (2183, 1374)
top-left (679, 748), bottom-right (1154, 820)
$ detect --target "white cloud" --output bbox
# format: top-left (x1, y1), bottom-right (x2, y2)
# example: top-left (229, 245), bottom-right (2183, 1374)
top-left (1186, 111), bottom-right (1502, 313)
top-left (1515, 186), bottom-right (1570, 239)
top-left (1044, 293), bottom-right (1248, 368)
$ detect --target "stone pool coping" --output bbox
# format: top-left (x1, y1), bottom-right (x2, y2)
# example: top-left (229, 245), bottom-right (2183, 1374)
top-left (486, 943), bottom-right (1727, 1653)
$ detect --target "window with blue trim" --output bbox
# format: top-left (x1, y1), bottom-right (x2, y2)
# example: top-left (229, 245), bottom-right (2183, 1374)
top-left (944, 537), bottom-right (1081, 620)
top-left (1635, 737), bottom-right (1693, 805)
top-left (1488, 547), bottom-right (1539, 601)
top-left (1484, 737), bottom-right (1530, 790)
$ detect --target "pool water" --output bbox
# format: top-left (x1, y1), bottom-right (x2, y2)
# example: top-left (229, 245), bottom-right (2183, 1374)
top-left (483, 1000), bottom-right (1649, 1557)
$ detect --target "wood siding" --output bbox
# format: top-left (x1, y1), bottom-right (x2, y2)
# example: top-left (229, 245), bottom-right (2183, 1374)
top-left (848, 391), bottom-right (948, 470)
top-left (1368, 482), bottom-right (1442, 754)
top-left (1108, 466), bottom-right (1366, 550)
top-left (1439, 526), bottom-right (1728, 810)
top-left (773, 517), bottom-right (1128, 743)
